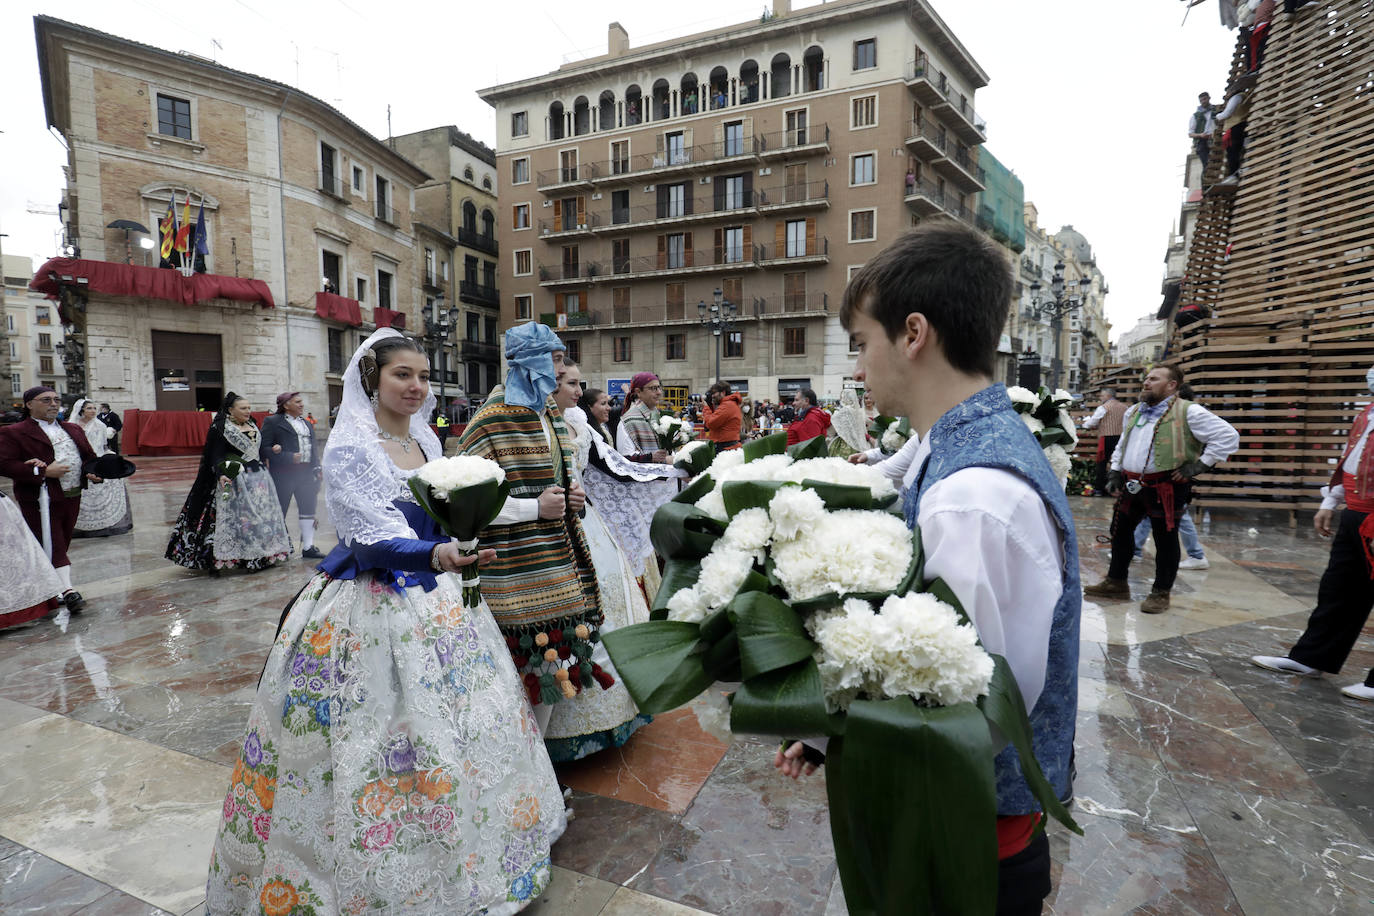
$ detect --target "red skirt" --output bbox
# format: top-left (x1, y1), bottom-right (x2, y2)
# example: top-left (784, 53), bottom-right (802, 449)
top-left (0, 598), bottom-right (58, 630)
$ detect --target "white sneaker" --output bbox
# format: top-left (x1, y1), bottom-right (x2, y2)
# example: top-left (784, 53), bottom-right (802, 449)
top-left (1340, 683), bottom-right (1374, 701)
top-left (1177, 556), bottom-right (1210, 570)
top-left (1250, 655), bottom-right (1319, 676)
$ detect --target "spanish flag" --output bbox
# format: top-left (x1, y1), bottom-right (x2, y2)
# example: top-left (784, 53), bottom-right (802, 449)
top-left (174, 192), bottom-right (193, 255)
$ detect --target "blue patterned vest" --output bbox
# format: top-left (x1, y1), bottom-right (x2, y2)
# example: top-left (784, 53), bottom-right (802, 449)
top-left (904, 384), bottom-right (1080, 815)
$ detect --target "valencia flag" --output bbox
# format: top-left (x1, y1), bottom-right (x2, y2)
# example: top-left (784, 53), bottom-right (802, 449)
top-left (158, 192), bottom-right (178, 266)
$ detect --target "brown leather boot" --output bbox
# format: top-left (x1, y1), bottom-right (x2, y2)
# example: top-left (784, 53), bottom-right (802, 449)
top-left (1140, 591), bottom-right (1171, 614)
top-left (1083, 577), bottom-right (1130, 599)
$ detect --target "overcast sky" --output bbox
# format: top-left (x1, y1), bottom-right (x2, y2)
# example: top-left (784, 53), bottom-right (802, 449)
top-left (0, 0), bottom-right (1235, 341)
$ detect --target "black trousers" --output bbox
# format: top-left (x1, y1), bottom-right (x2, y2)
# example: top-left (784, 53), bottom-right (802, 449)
top-left (272, 468), bottom-right (319, 520)
top-left (1107, 483), bottom-right (1191, 593)
top-left (1225, 122), bottom-right (1246, 176)
top-left (1093, 436), bottom-right (1120, 493)
top-left (997, 830), bottom-right (1051, 915)
top-left (1290, 509), bottom-right (1374, 687)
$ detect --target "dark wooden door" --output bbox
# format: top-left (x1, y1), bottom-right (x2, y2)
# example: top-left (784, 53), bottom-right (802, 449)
top-left (152, 330), bottom-right (223, 411)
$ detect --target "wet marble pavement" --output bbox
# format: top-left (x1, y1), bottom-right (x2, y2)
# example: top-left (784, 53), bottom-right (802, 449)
top-left (1, 461), bottom-right (1371, 915)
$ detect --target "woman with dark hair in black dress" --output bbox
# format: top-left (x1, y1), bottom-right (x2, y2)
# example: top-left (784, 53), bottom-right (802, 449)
top-left (166, 392), bottom-right (292, 572)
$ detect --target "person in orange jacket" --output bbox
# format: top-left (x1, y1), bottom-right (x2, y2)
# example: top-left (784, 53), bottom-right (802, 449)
top-left (702, 382), bottom-right (743, 450)
top-left (785, 387), bottom-right (831, 445)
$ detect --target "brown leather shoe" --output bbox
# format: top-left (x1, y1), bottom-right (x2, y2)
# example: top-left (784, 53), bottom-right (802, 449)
top-left (1083, 577), bottom-right (1130, 599)
top-left (1140, 591), bottom-right (1171, 614)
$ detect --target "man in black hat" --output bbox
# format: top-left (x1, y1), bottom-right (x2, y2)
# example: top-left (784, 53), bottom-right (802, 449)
top-left (0, 387), bottom-right (102, 611)
top-left (96, 402), bottom-right (123, 453)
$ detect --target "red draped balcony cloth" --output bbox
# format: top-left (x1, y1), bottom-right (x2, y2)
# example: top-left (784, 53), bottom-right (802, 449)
top-left (29, 258), bottom-right (275, 308)
top-left (315, 291), bottom-right (363, 326)
top-left (374, 307), bottom-right (406, 329)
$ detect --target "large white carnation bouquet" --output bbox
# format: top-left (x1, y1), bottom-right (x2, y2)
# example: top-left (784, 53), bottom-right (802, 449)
top-left (602, 431), bottom-right (1080, 913)
top-left (672, 438), bottom-right (715, 475)
top-left (1006, 385), bottom-right (1078, 490)
top-left (407, 455), bottom-right (509, 607)
top-left (654, 414), bottom-right (692, 451)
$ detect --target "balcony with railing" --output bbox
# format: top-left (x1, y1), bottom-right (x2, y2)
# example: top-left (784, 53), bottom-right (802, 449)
top-left (460, 339), bottom-right (500, 361)
top-left (903, 177), bottom-right (946, 217)
top-left (537, 261), bottom-right (601, 287)
top-left (904, 116), bottom-right (947, 161)
top-left (754, 237), bottom-right (828, 268)
top-left (756, 180), bottom-right (829, 214)
top-left (457, 227), bottom-right (498, 255)
top-left (591, 248), bottom-right (760, 283)
top-left (374, 201), bottom-right (398, 226)
top-left (539, 211), bottom-right (601, 239)
top-left (751, 291), bottom-right (829, 318)
top-left (538, 311), bottom-right (599, 330)
top-left (583, 135), bottom-right (762, 187)
top-left (941, 96), bottom-right (988, 144)
top-left (458, 279), bottom-right (499, 306)
top-left (904, 58), bottom-right (987, 143)
top-left (317, 169), bottom-right (348, 201)
top-left (595, 192), bottom-right (758, 234)
top-left (757, 123), bottom-right (831, 159)
top-left (930, 147), bottom-right (985, 192)
top-left (422, 270), bottom-right (445, 294)
top-left (536, 162), bottom-right (598, 192)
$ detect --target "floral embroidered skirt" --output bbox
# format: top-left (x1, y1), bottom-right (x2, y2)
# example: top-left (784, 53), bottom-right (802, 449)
top-left (206, 571), bottom-right (567, 915)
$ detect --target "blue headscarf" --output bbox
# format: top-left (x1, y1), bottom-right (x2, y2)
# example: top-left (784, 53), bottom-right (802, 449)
top-left (504, 322), bottom-right (566, 410)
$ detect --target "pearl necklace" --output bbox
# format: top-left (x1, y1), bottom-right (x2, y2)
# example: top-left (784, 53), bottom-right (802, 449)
top-left (378, 429), bottom-right (415, 453)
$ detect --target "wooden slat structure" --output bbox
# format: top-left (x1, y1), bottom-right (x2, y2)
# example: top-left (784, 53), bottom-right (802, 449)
top-left (1071, 363), bottom-right (1148, 462)
top-left (1170, 1), bottom-right (1374, 513)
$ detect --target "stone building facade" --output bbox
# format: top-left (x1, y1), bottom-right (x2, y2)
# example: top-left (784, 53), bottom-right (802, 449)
top-left (4, 254), bottom-right (67, 406)
top-left (34, 16), bottom-right (428, 421)
top-left (479, 0), bottom-right (988, 401)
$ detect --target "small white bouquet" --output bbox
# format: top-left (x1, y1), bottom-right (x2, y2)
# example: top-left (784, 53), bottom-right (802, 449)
top-left (407, 455), bottom-right (510, 606)
top-left (880, 419), bottom-right (912, 455)
top-left (1008, 385), bottom-right (1078, 490)
top-left (654, 414), bottom-right (692, 451)
top-left (673, 439), bottom-right (715, 475)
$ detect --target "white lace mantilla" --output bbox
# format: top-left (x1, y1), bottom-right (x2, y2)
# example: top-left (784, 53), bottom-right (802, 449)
top-left (223, 423), bottom-right (262, 462)
top-left (0, 494), bottom-right (62, 612)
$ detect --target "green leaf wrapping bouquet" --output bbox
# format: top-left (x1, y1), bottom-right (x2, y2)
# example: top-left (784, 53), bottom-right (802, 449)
top-left (1006, 385), bottom-right (1079, 490)
top-left (672, 439), bottom-right (716, 475)
top-left (603, 434), bottom-right (1081, 914)
top-left (406, 456), bottom-right (511, 608)
top-left (654, 414), bottom-right (693, 451)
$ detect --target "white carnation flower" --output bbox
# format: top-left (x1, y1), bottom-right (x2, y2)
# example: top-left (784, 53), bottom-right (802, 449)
top-left (1006, 386), bottom-right (1040, 410)
top-left (870, 593), bottom-right (993, 706)
top-left (1021, 414), bottom-right (1046, 434)
top-left (1052, 388), bottom-right (1074, 405)
top-left (1056, 409), bottom-right (1079, 446)
top-left (709, 449), bottom-right (746, 473)
top-left (722, 507), bottom-right (773, 552)
top-left (691, 689), bottom-right (734, 745)
top-left (880, 422), bottom-right (908, 454)
top-left (696, 545), bottom-right (757, 609)
top-left (772, 509), bottom-right (912, 600)
top-left (767, 485), bottom-right (828, 541)
top-left (1043, 443), bottom-right (1072, 489)
top-left (414, 455), bottom-right (506, 499)
top-left (674, 439), bottom-right (711, 462)
top-left (695, 488), bottom-right (729, 521)
top-left (785, 457), bottom-right (896, 500)
top-left (666, 586), bottom-right (710, 623)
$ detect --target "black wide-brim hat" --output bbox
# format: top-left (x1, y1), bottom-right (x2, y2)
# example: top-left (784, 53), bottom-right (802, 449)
top-left (89, 454), bottom-right (137, 479)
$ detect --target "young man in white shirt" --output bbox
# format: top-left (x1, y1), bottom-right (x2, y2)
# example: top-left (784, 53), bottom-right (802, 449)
top-left (777, 222), bottom-right (1080, 913)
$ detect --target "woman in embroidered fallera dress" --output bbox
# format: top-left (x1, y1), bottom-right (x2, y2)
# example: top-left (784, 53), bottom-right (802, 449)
top-left (70, 398), bottom-right (133, 537)
top-left (0, 491), bottom-right (65, 629)
top-left (166, 393), bottom-right (292, 572)
top-left (206, 330), bottom-right (565, 915)
top-left (541, 362), bottom-right (679, 761)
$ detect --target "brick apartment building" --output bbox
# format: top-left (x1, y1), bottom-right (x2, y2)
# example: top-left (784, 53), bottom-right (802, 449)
top-left (480, 0), bottom-right (988, 402)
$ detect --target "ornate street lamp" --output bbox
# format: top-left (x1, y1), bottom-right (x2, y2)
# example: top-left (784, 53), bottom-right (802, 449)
top-left (425, 295), bottom-right (456, 420)
top-left (697, 287), bottom-right (737, 384)
top-left (1023, 261), bottom-right (1086, 390)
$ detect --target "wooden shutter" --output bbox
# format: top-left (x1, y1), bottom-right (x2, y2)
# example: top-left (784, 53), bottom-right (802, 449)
top-left (805, 217), bottom-right (817, 256)
top-left (575, 290), bottom-right (587, 311)
top-left (684, 232), bottom-right (693, 267)
top-left (683, 128), bottom-right (693, 152)
top-left (742, 225), bottom-right (753, 257)
top-left (657, 185), bottom-right (669, 219)
top-left (577, 197), bottom-right (586, 228)
top-left (714, 228), bottom-right (724, 264)
top-left (714, 177), bottom-right (725, 212)
top-left (657, 234), bottom-right (666, 270)
top-left (743, 171), bottom-right (753, 203)
top-left (553, 200), bottom-right (562, 232)
top-left (775, 221), bottom-right (786, 257)
top-left (684, 185), bottom-right (694, 216)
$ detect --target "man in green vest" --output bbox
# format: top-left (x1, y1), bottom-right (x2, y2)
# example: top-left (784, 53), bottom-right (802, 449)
top-left (1084, 365), bottom-right (1239, 613)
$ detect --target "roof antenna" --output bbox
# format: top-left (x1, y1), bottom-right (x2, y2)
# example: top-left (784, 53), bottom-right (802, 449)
top-left (387, 104), bottom-right (393, 149)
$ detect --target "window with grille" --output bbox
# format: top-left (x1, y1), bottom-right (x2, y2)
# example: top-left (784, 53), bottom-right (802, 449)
top-left (377, 269), bottom-right (393, 307)
top-left (514, 250), bottom-right (532, 276)
top-left (784, 326), bottom-right (806, 355)
top-left (851, 95), bottom-right (876, 128)
top-left (850, 209), bottom-right (876, 242)
top-left (156, 93), bottom-right (192, 139)
top-left (724, 330), bottom-right (743, 358)
top-left (614, 337), bottom-right (632, 362)
top-left (853, 38), bottom-right (876, 71)
top-left (666, 333), bottom-right (686, 360)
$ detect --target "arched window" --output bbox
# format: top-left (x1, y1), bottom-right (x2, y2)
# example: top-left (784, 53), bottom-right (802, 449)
top-left (770, 53), bottom-right (792, 98)
top-left (463, 165), bottom-right (474, 181)
top-left (482, 175), bottom-right (492, 190)
top-left (462, 201), bottom-right (477, 234)
top-left (652, 79), bottom-right (671, 120)
top-left (680, 73), bottom-right (699, 114)
top-left (598, 90), bottom-right (616, 130)
top-left (481, 208), bottom-right (495, 239)
top-left (708, 66), bottom-right (730, 109)
top-left (573, 96), bottom-right (590, 136)
top-left (739, 60), bottom-right (759, 104)
top-left (548, 101), bottom-right (565, 140)
top-left (803, 45), bottom-right (824, 92)
top-left (625, 84), bottom-right (643, 125)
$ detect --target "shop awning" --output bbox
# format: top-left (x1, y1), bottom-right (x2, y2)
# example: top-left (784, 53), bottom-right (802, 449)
top-left (315, 291), bottom-right (363, 326)
top-left (30, 258), bottom-right (275, 308)
top-left (374, 307), bottom-right (406, 329)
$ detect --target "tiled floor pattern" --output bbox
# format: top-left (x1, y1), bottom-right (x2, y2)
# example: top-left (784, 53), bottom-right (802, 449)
top-left (2, 461), bottom-right (1371, 914)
